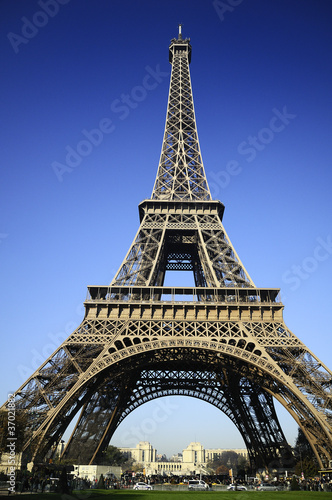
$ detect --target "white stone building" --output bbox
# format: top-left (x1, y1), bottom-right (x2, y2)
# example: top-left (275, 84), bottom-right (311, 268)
top-left (205, 447), bottom-right (248, 461)
top-left (119, 441), bottom-right (156, 463)
top-left (73, 464), bottom-right (121, 482)
top-left (118, 441), bottom-right (247, 477)
top-left (183, 442), bottom-right (206, 464)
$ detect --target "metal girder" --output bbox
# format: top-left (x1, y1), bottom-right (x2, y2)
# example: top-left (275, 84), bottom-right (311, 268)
top-left (6, 294), bottom-right (332, 468)
top-left (111, 206), bottom-right (254, 287)
top-left (61, 353), bottom-right (294, 468)
top-left (152, 33), bottom-right (210, 201)
top-left (2, 28), bottom-right (332, 473)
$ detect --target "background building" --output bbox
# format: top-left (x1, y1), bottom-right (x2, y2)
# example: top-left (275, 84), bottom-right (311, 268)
top-left (183, 442), bottom-right (206, 464)
top-left (118, 441), bottom-right (247, 477)
top-left (73, 464), bottom-right (121, 483)
top-left (205, 448), bottom-right (248, 461)
top-left (119, 441), bottom-right (156, 464)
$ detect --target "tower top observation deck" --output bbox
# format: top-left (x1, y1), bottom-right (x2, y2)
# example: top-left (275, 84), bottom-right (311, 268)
top-left (169, 24), bottom-right (192, 64)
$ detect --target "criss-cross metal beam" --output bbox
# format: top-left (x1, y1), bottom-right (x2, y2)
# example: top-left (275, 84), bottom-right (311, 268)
top-left (1, 27), bottom-right (332, 472)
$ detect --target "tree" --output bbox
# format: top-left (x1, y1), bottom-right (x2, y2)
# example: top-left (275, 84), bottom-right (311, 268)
top-left (207, 458), bottom-right (224, 473)
top-left (132, 462), bottom-right (143, 473)
top-left (290, 476), bottom-right (300, 490)
top-left (293, 427), bottom-right (318, 478)
top-left (97, 473), bottom-right (105, 489)
top-left (207, 451), bottom-right (241, 476)
top-left (52, 457), bottom-right (74, 466)
top-left (221, 451), bottom-right (239, 469)
top-left (216, 464), bottom-right (229, 475)
top-left (294, 456), bottom-right (318, 478)
top-left (102, 445), bottom-right (127, 466)
top-left (58, 467), bottom-right (69, 494)
top-left (294, 428), bottom-right (314, 460)
top-left (237, 456), bottom-right (249, 478)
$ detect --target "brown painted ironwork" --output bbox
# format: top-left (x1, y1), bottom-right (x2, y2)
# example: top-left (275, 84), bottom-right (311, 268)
top-left (2, 27), bottom-right (332, 471)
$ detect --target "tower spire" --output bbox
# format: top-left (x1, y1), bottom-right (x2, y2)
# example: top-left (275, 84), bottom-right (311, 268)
top-left (112, 29), bottom-right (254, 288)
top-left (152, 28), bottom-right (209, 201)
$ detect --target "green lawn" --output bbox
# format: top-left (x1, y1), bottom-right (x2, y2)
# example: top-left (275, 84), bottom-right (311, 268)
top-left (16, 489), bottom-right (332, 499)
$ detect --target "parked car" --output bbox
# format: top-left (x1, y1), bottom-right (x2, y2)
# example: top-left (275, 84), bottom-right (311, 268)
top-left (227, 484), bottom-right (247, 491)
top-left (133, 482), bottom-right (153, 490)
top-left (188, 479), bottom-right (209, 490)
top-left (256, 482), bottom-right (279, 491)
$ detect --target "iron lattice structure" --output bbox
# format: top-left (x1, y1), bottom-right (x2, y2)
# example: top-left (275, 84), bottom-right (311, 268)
top-left (2, 28), bottom-right (332, 471)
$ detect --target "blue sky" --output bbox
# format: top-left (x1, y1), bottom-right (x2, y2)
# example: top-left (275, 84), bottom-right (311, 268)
top-left (1, 0), bottom-right (331, 458)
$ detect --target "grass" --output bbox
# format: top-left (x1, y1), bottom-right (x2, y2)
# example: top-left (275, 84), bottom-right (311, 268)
top-left (12, 489), bottom-right (332, 499)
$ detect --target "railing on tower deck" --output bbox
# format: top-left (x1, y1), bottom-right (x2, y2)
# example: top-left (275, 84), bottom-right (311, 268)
top-left (85, 286), bottom-right (281, 304)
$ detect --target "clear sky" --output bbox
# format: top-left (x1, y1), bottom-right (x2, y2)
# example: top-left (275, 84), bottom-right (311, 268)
top-left (1, 0), bottom-right (331, 458)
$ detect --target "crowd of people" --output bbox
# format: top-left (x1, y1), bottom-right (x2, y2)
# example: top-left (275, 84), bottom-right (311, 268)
top-left (2, 470), bottom-right (332, 494)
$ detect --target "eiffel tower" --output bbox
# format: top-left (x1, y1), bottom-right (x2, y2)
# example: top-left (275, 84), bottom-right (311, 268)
top-left (2, 26), bottom-right (332, 472)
